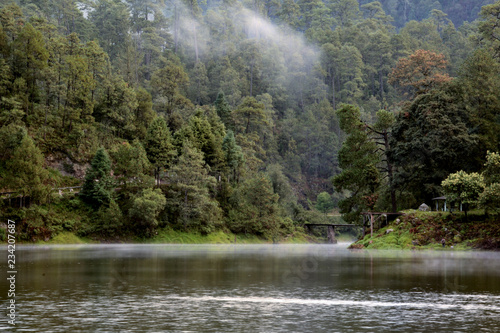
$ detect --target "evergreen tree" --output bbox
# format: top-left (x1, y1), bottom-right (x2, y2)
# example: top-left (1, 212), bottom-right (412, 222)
top-left (389, 85), bottom-right (477, 205)
top-left (112, 140), bottom-right (153, 188)
top-left (2, 134), bottom-right (51, 205)
top-left (151, 60), bottom-right (191, 114)
top-left (214, 91), bottom-right (233, 130)
top-left (166, 141), bottom-right (221, 233)
top-left (228, 174), bottom-right (283, 239)
top-left (144, 117), bottom-right (176, 185)
top-left (80, 147), bottom-right (115, 209)
top-left (222, 130), bottom-right (244, 182)
top-left (332, 104), bottom-right (380, 223)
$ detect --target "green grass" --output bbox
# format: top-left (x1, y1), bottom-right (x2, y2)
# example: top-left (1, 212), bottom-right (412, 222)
top-left (350, 210), bottom-right (500, 250)
top-left (37, 231), bottom-right (92, 244)
top-left (148, 228), bottom-right (266, 244)
top-left (149, 228), bottom-right (316, 244)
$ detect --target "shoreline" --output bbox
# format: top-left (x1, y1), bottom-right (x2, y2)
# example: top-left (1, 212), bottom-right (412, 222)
top-left (349, 210), bottom-right (500, 251)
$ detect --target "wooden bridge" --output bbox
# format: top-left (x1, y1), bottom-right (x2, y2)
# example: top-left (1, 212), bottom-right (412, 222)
top-left (303, 224), bottom-right (360, 244)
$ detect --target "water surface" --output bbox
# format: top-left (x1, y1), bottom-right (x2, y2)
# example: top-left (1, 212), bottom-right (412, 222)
top-left (1, 244), bottom-right (499, 332)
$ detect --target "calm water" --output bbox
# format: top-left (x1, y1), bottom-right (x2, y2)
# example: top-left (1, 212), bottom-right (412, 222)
top-left (1, 244), bottom-right (500, 332)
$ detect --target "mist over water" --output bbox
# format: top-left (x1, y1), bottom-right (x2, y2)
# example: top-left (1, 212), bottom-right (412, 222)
top-left (1, 244), bottom-right (500, 332)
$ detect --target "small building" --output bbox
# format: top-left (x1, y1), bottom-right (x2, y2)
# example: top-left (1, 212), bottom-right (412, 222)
top-left (432, 196), bottom-right (462, 212)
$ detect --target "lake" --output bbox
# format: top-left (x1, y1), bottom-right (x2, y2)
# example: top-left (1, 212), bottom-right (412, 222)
top-left (1, 244), bottom-right (500, 332)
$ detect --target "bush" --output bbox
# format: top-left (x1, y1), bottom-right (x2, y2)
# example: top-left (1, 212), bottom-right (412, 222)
top-left (129, 188), bottom-right (166, 236)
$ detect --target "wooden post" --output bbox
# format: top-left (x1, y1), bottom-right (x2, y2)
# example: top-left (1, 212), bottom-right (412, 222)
top-left (362, 215), bottom-right (366, 238)
top-left (370, 213), bottom-right (374, 238)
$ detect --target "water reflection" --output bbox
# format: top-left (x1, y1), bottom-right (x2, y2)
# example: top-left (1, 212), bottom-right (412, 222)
top-left (1, 244), bottom-right (499, 332)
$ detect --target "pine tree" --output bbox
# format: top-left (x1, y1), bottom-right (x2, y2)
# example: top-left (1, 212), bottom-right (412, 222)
top-left (332, 104), bottom-right (380, 223)
top-left (144, 117), bottom-right (176, 185)
top-left (112, 140), bottom-right (153, 188)
top-left (222, 130), bottom-right (244, 182)
top-left (166, 141), bottom-right (221, 233)
top-left (3, 134), bottom-right (51, 205)
top-left (228, 174), bottom-right (282, 239)
top-left (80, 147), bottom-right (115, 209)
top-left (214, 91), bottom-right (233, 130)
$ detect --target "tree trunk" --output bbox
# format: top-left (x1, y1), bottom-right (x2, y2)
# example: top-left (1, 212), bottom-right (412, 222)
top-left (383, 131), bottom-right (397, 212)
top-left (331, 69), bottom-right (336, 110)
top-left (194, 25), bottom-right (199, 63)
top-left (250, 61), bottom-right (254, 96)
top-left (379, 70), bottom-right (384, 99)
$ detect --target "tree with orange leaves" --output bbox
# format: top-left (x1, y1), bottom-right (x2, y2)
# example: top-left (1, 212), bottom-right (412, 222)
top-left (388, 49), bottom-right (452, 99)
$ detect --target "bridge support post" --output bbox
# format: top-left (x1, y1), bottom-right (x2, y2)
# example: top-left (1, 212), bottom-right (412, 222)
top-left (370, 213), bottom-right (374, 238)
top-left (327, 225), bottom-right (337, 244)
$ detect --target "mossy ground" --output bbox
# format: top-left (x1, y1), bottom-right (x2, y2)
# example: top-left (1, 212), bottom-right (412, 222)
top-left (350, 210), bottom-right (500, 250)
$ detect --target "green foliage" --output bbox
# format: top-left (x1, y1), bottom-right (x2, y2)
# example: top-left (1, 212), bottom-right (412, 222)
top-left (479, 183), bottom-right (500, 214)
top-left (315, 191), bottom-right (334, 214)
top-left (129, 188), bottom-right (166, 236)
top-left (442, 171), bottom-right (485, 212)
top-left (112, 140), bottom-right (153, 188)
top-left (479, 1), bottom-right (500, 58)
top-left (95, 199), bottom-right (123, 236)
top-left (266, 163), bottom-right (297, 216)
top-left (80, 147), bottom-right (115, 209)
top-left (215, 91), bottom-right (233, 130)
top-left (165, 141), bottom-right (222, 234)
top-left (479, 151), bottom-right (500, 213)
top-left (144, 117), bottom-right (176, 184)
top-left (151, 60), bottom-right (192, 114)
top-left (1, 0), bottom-right (499, 243)
top-left (458, 49), bottom-right (500, 156)
top-left (389, 86), bottom-right (478, 204)
top-left (1, 134), bottom-right (52, 204)
top-left (483, 151), bottom-right (500, 185)
top-left (228, 174), bottom-right (285, 240)
top-left (333, 104), bottom-right (380, 223)
top-left (222, 130), bottom-right (244, 181)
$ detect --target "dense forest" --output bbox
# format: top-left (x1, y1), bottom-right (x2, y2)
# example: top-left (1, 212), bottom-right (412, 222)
top-left (0, 0), bottom-right (499, 241)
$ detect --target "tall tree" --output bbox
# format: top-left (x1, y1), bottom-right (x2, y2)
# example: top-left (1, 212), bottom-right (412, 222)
top-left (222, 129), bottom-right (244, 182)
top-left (150, 59), bottom-right (191, 114)
top-left (214, 91), bottom-right (233, 130)
top-left (80, 147), bottom-right (115, 209)
top-left (144, 117), bottom-right (176, 185)
top-left (12, 22), bottom-right (49, 119)
top-left (2, 134), bottom-right (51, 205)
top-left (166, 141), bottom-right (221, 233)
top-left (388, 49), bottom-right (451, 99)
top-left (332, 104), bottom-right (380, 223)
top-left (479, 1), bottom-right (500, 58)
top-left (112, 140), bottom-right (153, 188)
top-left (458, 49), bottom-right (500, 156)
top-left (389, 85), bottom-right (478, 205)
top-left (90, 0), bottom-right (130, 61)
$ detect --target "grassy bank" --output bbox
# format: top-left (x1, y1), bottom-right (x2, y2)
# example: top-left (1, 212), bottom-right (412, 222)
top-left (350, 210), bottom-right (500, 250)
top-left (28, 228), bottom-right (321, 245)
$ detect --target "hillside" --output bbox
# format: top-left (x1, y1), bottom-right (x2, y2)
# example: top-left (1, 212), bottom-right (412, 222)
top-left (0, 0), bottom-right (499, 242)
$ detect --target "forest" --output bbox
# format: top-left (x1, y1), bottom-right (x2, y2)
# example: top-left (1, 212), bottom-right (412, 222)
top-left (0, 0), bottom-right (499, 242)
